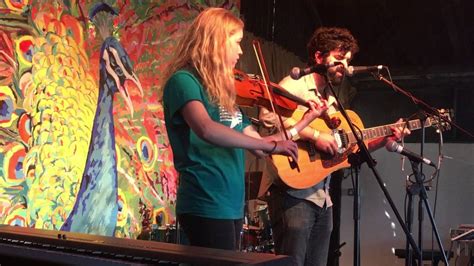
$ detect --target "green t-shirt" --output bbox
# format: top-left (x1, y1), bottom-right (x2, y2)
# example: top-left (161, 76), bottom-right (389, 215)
top-left (163, 70), bottom-right (251, 219)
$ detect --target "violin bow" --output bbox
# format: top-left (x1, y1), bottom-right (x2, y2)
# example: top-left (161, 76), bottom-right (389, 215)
top-left (252, 40), bottom-right (300, 172)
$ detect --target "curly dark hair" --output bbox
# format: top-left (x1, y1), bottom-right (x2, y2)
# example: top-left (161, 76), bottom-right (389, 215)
top-left (307, 27), bottom-right (359, 65)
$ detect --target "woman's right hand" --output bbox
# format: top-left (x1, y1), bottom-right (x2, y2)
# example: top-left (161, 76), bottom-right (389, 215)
top-left (271, 140), bottom-right (299, 162)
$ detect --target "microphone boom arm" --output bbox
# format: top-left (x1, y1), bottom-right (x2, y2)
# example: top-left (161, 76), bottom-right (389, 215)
top-left (375, 73), bottom-right (473, 138)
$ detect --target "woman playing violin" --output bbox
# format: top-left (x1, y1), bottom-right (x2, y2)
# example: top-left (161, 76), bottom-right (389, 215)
top-left (161, 7), bottom-right (326, 250)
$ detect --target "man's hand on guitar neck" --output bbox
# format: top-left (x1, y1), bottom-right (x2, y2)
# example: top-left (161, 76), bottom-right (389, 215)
top-left (368, 118), bottom-right (411, 151)
top-left (390, 118), bottom-right (411, 141)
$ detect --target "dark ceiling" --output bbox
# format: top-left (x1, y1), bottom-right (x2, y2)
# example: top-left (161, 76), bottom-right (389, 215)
top-left (240, 0), bottom-right (474, 142)
top-left (240, 0), bottom-right (474, 68)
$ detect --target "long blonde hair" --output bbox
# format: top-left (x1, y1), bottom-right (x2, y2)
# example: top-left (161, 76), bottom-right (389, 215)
top-left (161, 8), bottom-right (244, 113)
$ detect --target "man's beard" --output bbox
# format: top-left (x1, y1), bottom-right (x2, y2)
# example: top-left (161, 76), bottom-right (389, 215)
top-left (326, 69), bottom-right (344, 85)
top-left (323, 59), bottom-right (345, 85)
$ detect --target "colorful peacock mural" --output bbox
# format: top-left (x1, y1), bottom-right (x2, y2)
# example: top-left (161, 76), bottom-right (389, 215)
top-left (0, 0), bottom-right (239, 238)
top-left (61, 3), bottom-right (144, 236)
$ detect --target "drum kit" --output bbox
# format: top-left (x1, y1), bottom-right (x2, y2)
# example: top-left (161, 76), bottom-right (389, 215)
top-left (148, 215), bottom-right (273, 253)
top-left (150, 223), bottom-right (189, 245)
top-left (148, 171), bottom-right (275, 253)
top-left (147, 206), bottom-right (274, 253)
top-left (238, 170), bottom-right (275, 253)
top-left (148, 202), bottom-right (274, 253)
top-left (239, 199), bottom-right (274, 253)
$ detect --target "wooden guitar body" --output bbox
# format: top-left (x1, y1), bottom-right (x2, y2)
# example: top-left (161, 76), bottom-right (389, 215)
top-left (272, 110), bottom-right (366, 189)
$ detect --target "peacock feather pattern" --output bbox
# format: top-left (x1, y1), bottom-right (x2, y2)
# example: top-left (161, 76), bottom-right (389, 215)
top-left (0, 0), bottom-right (239, 238)
top-left (24, 20), bottom-right (97, 230)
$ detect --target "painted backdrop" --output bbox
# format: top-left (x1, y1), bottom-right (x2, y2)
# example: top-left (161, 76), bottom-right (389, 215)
top-left (0, 0), bottom-right (239, 238)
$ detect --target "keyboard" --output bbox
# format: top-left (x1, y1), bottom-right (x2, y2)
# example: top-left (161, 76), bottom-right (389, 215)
top-left (0, 225), bottom-right (290, 265)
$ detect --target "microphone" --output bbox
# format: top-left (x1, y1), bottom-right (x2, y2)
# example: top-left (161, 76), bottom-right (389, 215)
top-left (290, 62), bottom-right (342, 80)
top-left (345, 65), bottom-right (384, 76)
top-left (385, 141), bottom-right (437, 168)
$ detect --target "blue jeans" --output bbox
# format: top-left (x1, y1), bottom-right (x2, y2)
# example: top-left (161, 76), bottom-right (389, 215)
top-left (268, 187), bottom-right (333, 266)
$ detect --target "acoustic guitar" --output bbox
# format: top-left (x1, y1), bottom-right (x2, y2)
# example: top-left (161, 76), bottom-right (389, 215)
top-left (272, 109), bottom-right (451, 189)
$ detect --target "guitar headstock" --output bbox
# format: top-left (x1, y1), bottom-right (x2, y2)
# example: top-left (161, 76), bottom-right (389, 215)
top-left (428, 108), bottom-right (453, 132)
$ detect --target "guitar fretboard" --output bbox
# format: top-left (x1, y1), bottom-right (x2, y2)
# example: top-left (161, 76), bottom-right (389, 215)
top-left (346, 119), bottom-right (432, 144)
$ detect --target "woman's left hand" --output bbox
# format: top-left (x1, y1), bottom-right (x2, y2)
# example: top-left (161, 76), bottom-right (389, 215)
top-left (303, 99), bottom-right (328, 122)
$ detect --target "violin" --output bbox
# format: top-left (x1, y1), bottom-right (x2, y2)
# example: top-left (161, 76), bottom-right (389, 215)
top-left (233, 69), bottom-right (309, 117)
top-left (234, 69), bottom-right (341, 130)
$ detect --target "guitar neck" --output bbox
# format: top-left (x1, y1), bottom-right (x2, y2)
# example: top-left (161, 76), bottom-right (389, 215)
top-left (346, 118), bottom-right (432, 144)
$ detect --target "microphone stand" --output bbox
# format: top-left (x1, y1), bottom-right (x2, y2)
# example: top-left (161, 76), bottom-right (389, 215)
top-left (404, 115), bottom-right (427, 266)
top-left (347, 153), bottom-right (362, 266)
top-left (407, 158), bottom-right (449, 266)
top-left (374, 73), bottom-right (449, 265)
top-left (325, 77), bottom-right (421, 266)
